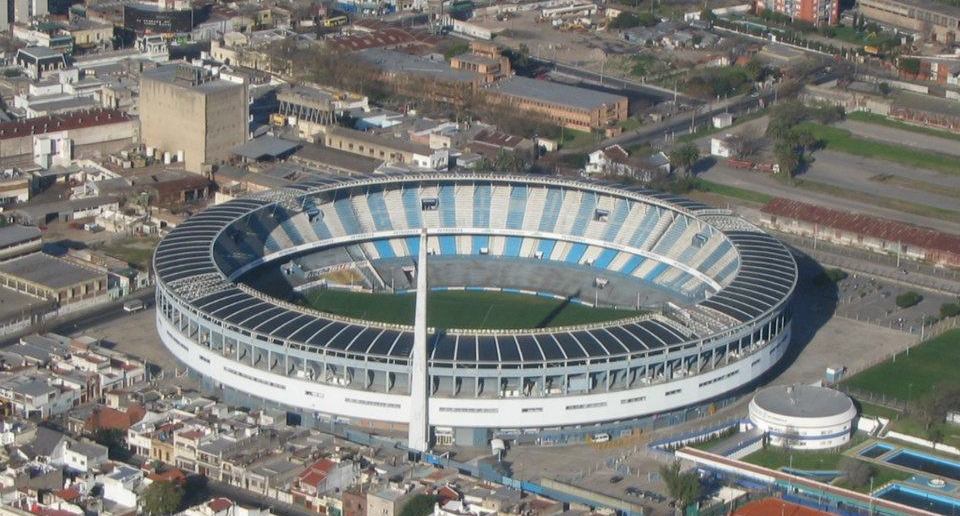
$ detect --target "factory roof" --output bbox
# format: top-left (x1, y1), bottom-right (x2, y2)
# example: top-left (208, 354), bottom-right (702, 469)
top-left (358, 48), bottom-right (482, 84)
top-left (0, 225), bottom-right (41, 249)
top-left (0, 109), bottom-right (130, 140)
top-left (233, 135), bottom-right (300, 161)
top-left (485, 76), bottom-right (627, 111)
top-left (762, 197), bottom-right (960, 257)
top-left (0, 253), bottom-right (104, 289)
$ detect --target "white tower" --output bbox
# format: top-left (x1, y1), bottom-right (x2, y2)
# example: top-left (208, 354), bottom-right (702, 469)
top-left (408, 229), bottom-right (430, 452)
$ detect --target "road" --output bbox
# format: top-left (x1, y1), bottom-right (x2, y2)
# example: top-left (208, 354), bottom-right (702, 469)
top-left (0, 288), bottom-right (156, 348)
top-left (701, 162), bottom-right (960, 233)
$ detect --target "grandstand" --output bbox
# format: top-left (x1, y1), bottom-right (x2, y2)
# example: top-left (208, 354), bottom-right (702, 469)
top-left (154, 173), bottom-right (797, 446)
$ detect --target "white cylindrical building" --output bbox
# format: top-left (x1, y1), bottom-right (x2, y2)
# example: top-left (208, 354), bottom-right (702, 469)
top-left (749, 385), bottom-right (857, 450)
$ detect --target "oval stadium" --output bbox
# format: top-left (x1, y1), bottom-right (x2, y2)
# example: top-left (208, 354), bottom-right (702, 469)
top-left (153, 173), bottom-right (797, 447)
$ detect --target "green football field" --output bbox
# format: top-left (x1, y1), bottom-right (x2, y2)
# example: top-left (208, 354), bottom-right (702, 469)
top-left (841, 329), bottom-right (960, 401)
top-left (301, 289), bottom-right (641, 329)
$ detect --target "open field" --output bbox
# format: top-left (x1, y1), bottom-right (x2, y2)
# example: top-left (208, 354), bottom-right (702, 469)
top-left (841, 329), bottom-right (960, 401)
top-left (98, 237), bottom-right (160, 271)
top-left (802, 123), bottom-right (959, 176)
top-left (695, 179), bottom-right (773, 204)
top-left (301, 289), bottom-right (641, 329)
top-left (846, 112), bottom-right (960, 143)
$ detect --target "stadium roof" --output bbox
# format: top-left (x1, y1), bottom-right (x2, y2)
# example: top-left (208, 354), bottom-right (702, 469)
top-left (154, 174), bottom-right (796, 365)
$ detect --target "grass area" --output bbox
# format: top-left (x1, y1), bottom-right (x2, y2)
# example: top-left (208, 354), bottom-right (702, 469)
top-left (99, 237), bottom-right (159, 271)
top-left (695, 179), bottom-right (774, 204)
top-left (619, 117), bottom-right (644, 132)
top-left (676, 108), bottom-right (768, 144)
top-left (301, 290), bottom-right (641, 329)
top-left (833, 465), bottom-right (911, 493)
top-left (795, 179), bottom-right (960, 224)
top-left (801, 122), bottom-right (960, 176)
top-left (744, 443), bottom-right (853, 471)
top-left (847, 111), bottom-right (960, 142)
top-left (858, 401), bottom-right (902, 420)
top-left (842, 329), bottom-right (960, 401)
top-left (559, 128), bottom-right (597, 151)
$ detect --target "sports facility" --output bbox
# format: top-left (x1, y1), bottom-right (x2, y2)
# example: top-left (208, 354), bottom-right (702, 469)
top-left (153, 173), bottom-right (797, 446)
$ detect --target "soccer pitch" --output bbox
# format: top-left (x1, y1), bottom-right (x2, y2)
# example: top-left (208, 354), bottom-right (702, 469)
top-left (302, 289), bottom-right (641, 329)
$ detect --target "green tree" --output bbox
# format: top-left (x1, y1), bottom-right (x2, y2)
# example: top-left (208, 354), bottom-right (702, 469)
top-left (669, 143), bottom-right (700, 177)
top-left (896, 291), bottom-right (923, 308)
top-left (141, 481), bottom-right (183, 515)
top-left (774, 140), bottom-right (802, 177)
top-left (659, 461), bottom-right (702, 510)
top-left (699, 8), bottom-right (716, 22)
top-left (878, 82), bottom-right (892, 96)
top-left (93, 428), bottom-right (131, 461)
top-left (899, 57), bottom-right (921, 76)
top-left (940, 303), bottom-right (960, 319)
top-left (610, 12), bottom-right (641, 29)
top-left (840, 457), bottom-right (875, 489)
top-left (399, 494), bottom-right (438, 516)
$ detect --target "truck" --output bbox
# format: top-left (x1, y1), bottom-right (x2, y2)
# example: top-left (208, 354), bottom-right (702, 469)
top-left (123, 299), bottom-right (145, 313)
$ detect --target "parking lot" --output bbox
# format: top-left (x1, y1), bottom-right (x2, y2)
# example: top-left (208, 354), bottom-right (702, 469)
top-left (834, 272), bottom-right (955, 333)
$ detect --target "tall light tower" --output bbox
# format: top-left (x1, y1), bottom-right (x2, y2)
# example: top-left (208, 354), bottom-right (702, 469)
top-left (408, 228), bottom-right (430, 452)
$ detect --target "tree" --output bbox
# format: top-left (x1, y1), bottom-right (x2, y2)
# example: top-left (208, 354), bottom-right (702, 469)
top-left (895, 291), bottom-right (923, 308)
top-left (399, 494), bottom-right (438, 516)
top-left (840, 457), bottom-right (875, 489)
top-left (699, 8), bottom-right (716, 22)
top-left (774, 140), bottom-right (802, 177)
top-left (93, 428), bottom-right (131, 461)
top-left (940, 303), bottom-right (960, 319)
top-left (878, 82), bottom-right (892, 96)
top-left (610, 12), bottom-right (642, 29)
top-left (659, 461), bottom-right (702, 510)
top-left (899, 57), bottom-right (921, 76)
top-left (669, 143), bottom-right (700, 177)
top-left (141, 481), bottom-right (183, 515)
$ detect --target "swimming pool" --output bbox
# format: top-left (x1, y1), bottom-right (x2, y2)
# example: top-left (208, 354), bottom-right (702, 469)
top-left (886, 449), bottom-right (960, 481)
top-left (860, 443), bottom-right (893, 459)
top-left (876, 483), bottom-right (960, 514)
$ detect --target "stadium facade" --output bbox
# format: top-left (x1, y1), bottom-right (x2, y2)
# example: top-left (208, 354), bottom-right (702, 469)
top-left (154, 174), bottom-right (797, 447)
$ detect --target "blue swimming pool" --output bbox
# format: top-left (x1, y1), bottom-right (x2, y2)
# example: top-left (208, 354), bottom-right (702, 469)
top-left (876, 483), bottom-right (960, 514)
top-left (860, 443), bottom-right (893, 459)
top-left (886, 449), bottom-right (960, 481)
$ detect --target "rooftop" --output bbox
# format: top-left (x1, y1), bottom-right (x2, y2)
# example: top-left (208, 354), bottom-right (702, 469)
top-left (233, 135), bottom-right (300, 161)
top-left (0, 253), bottom-right (104, 289)
top-left (0, 109), bottom-right (130, 140)
top-left (358, 48), bottom-right (481, 84)
top-left (142, 64), bottom-right (245, 94)
top-left (752, 385), bottom-right (854, 419)
top-left (0, 224), bottom-right (41, 249)
top-left (485, 76), bottom-right (628, 111)
top-left (762, 197), bottom-right (960, 257)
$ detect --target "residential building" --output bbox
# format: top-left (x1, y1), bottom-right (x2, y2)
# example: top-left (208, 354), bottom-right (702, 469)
top-left (756, 0), bottom-right (839, 25)
top-left (858, 0), bottom-right (960, 41)
top-left (14, 47), bottom-right (66, 80)
top-left (139, 64), bottom-right (248, 174)
top-left (62, 440), bottom-right (108, 472)
top-left (584, 145), bottom-right (671, 182)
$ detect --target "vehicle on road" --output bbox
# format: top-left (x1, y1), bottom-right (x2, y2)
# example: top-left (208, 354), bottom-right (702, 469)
top-left (123, 299), bottom-right (145, 313)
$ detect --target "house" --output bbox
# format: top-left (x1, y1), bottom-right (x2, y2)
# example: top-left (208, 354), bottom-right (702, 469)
top-left (62, 440), bottom-right (108, 472)
top-left (15, 47), bottom-right (67, 80)
top-left (711, 135), bottom-right (737, 158)
top-left (584, 145), bottom-right (671, 182)
top-left (292, 458), bottom-right (358, 511)
top-left (712, 113), bottom-right (733, 129)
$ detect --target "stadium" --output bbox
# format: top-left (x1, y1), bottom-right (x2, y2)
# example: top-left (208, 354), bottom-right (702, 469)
top-left (153, 173), bottom-right (797, 447)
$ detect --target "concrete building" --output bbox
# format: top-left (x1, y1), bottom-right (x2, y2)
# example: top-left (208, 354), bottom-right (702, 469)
top-left (0, 252), bottom-right (108, 306)
top-left (484, 77), bottom-right (628, 132)
top-left (0, 109), bottom-right (137, 168)
top-left (0, 225), bottom-right (41, 261)
top-left (760, 197), bottom-right (960, 267)
top-left (323, 126), bottom-right (448, 170)
top-left (858, 0), bottom-right (960, 41)
top-left (140, 64), bottom-right (248, 174)
top-left (756, 0), bottom-right (839, 25)
top-left (0, 0), bottom-right (48, 29)
top-left (749, 385), bottom-right (856, 449)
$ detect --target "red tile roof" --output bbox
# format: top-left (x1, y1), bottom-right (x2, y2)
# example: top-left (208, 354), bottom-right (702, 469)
top-left (0, 109), bottom-right (131, 141)
top-left (762, 197), bottom-right (960, 257)
top-left (84, 404), bottom-right (146, 432)
top-left (327, 27), bottom-right (439, 52)
top-left (206, 497), bottom-right (234, 513)
top-left (147, 468), bottom-right (186, 485)
top-left (297, 458), bottom-right (337, 487)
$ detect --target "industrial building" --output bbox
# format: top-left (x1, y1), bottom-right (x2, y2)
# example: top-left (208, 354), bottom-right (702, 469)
top-left (858, 0), bottom-right (960, 41)
top-left (0, 253), bottom-right (107, 307)
top-left (139, 64), bottom-right (248, 174)
top-left (484, 77), bottom-right (629, 132)
top-left (760, 197), bottom-right (960, 268)
top-left (0, 109), bottom-right (137, 168)
top-left (323, 126), bottom-right (448, 170)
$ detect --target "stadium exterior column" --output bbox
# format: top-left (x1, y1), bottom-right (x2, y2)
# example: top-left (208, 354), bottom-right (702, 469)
top-left (408, 228), bottom-right (430, 452)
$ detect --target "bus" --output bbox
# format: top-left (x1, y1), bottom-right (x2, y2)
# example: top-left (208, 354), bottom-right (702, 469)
top-left (322, 15), bottom-right (348, 28)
